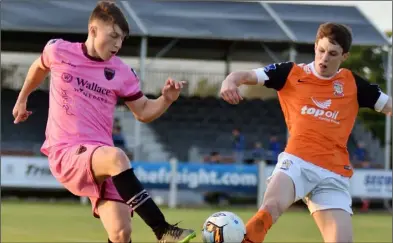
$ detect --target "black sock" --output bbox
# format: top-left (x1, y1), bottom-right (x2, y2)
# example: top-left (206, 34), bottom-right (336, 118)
top-left (112, 168), bottom-right (167, 238)
top-left (108, 239), bottom-right (131, 243)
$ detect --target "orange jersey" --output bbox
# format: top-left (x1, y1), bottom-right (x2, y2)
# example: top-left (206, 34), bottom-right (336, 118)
top-left (261, 62), bottom-right (385, 177)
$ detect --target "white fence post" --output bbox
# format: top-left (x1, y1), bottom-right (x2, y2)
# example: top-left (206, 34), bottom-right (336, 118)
top-left (80, 196), bottom-right (89, 205)
top-left (168, 158), bottom-right (178, 209)
top-left (257, 160), bottom-right (267, 209)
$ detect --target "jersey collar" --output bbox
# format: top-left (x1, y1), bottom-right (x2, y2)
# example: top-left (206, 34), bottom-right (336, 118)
top-left (81, 43), bottom-right (105, 62)
top-left (308, 62), bottom-right (342, 80)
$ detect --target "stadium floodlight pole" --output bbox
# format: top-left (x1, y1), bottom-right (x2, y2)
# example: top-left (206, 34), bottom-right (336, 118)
top-left (384, 45), bottom-right (392, 170)
top-left (134, 37), bottom-right (148, 161)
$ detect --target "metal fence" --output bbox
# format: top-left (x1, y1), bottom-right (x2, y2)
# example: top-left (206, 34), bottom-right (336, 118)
top-left (1, 64), bottom-right (226, 97)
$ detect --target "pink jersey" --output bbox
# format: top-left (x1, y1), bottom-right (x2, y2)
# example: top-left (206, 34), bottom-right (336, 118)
top-left (40, 39), bottom-right (142, 155)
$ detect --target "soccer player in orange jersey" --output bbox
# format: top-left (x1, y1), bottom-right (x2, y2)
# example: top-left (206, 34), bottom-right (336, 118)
top-left (220, 22), bottom-right (392, 243)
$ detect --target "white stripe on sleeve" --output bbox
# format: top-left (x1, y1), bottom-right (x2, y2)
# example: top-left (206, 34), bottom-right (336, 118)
top-left (374, 92), bottom-right (389, 112)
top-left (252, 68), bottom-right (269, 84)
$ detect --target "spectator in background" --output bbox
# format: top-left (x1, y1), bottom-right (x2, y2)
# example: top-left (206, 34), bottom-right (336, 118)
top-left (204, 151), bottom-right (234, 164)
top-left (267, 135), bottom-right (281, 165)
top-left (251, 142), bottom-right (265, 163)
top-left (353, 141), bottom-right (372, 212)
top-left (353, 141), bottom-right (370, 167)
top-left (112, 125), bottom-right (126, 149)
top-left (204, 151), bottom-right (222, 164)
top-left (114, 117), bottom-right (121, 128)
top-left (359, 158), bottom-right (372, 212)
top-left (112, 121), bottom-right (134, 161)
top-left (231, 128), bottom-right (245, 164)
top-left (114, 117), bottom-right (118, 124)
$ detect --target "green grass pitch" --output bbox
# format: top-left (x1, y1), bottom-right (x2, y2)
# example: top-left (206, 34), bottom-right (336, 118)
top-left (1, 200), bottom-right (391, 242)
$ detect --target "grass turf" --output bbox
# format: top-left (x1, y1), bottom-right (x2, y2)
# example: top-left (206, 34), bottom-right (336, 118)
top-left (1, 200), bottom-right (391, 242)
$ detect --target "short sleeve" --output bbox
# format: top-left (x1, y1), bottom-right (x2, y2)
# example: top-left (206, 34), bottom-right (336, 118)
top-left (118, 68), bottom-right (144, 101)
top-left (41, 39), bottom-right (61, 70)
top-left (353, 72), bottom-right (388, 111)
top-left (253, 62), bottom-right (294, 91)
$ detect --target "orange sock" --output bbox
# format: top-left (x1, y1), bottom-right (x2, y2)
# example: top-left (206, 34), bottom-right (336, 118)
top-left (243, 210), bottom-right (273, 243)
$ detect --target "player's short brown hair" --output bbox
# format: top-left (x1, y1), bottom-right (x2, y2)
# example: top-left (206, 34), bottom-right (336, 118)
top-left (89, 0), bottom-right (130, 36)
top-left (315, 22), bottom-right (353, 54)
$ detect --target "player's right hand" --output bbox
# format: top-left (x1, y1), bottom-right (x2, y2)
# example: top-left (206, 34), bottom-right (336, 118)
top-left (220, 79), bottom-right (243, 105)
top-left (13, 101), bottom-right (32, 124)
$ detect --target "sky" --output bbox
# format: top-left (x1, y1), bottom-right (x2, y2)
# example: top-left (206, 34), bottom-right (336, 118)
top-left (266, 1), bottom-right (392, 33)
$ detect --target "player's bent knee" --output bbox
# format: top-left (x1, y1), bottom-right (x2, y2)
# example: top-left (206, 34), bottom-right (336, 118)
top-left (108, 227), bottom-right (131, 243)
top-left (92, 146), bottom-right (132, 184)
top-left (106, 147), bottom-right (131, 175)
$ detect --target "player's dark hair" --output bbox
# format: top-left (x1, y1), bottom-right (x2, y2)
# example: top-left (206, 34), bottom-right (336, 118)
top-left (315, 22), bottom-right (352, 54)
top-left (89, 0), bottom-right (130, 36)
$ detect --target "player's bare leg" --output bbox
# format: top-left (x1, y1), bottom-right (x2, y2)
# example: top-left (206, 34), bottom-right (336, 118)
top-left (243, 172), bottom-right (295, 243)
top-left (98, 200), bottom-right (132, 243)
top-left (92, 146), bottom-right (196, 243)
top-left (312, 209), bottom-right (353, 243)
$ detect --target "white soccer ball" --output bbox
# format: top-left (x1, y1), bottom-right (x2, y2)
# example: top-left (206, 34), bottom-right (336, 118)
top-left (202, 211), bottom-right (246, 243)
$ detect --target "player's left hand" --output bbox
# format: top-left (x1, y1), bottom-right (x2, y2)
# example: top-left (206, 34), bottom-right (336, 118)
top-left (13, 101), bottom-right (33, 124)
top-left (220, 79), bottom-right (243, 105)
top-left (162, 78), bottom-right (186, 102)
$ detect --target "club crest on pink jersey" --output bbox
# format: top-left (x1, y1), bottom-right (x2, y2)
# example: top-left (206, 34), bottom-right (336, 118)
top-left (104, 67), bottom-right (115, 80)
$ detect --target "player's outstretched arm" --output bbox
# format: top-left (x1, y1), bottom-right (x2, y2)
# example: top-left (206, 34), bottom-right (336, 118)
top-left (13, 57), bottom-right (50, 124)
top-left (125, 78), bottom-right (185, 123)
top-left (220, 70), bottom-right (258, 105)
top-left (220, 62), bottom-right (293, 105)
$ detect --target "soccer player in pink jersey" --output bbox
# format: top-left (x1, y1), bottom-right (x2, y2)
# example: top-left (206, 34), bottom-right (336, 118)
top-left (12, 1), bottom-right (196, 243)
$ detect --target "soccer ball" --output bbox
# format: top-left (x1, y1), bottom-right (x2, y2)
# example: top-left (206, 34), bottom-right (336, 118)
top-left (202, 211), bottom-right (246, 243)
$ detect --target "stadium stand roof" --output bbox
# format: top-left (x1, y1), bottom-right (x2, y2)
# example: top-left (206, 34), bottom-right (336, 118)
top-left (1, 0), bottom-right (390, 62)
top-left (1, 0), bottom-right (291, 41)
top-left (268, 3), bottom-right (390, 46)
